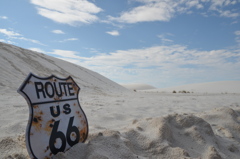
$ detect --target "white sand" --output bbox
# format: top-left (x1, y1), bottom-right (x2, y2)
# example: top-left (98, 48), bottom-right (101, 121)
top-left (1, 42), bottom-right (240, 159)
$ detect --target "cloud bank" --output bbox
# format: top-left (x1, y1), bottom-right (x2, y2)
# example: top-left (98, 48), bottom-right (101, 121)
top-left (41, 44), bottom-right (240, 88)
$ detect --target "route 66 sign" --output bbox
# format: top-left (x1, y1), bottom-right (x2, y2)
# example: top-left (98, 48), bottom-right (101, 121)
top-left (18, 73), bottom-right (88, 159)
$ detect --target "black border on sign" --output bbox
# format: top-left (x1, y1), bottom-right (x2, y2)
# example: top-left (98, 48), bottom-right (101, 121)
top-left (17, 73), bottom-right (89, 159)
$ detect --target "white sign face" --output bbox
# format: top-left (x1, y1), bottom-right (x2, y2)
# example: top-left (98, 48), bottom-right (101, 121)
top-left (18, 73), bottom-right (88, 159)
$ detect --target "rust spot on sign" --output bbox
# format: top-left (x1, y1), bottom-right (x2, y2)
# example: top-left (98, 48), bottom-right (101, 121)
top-left (44, 146), bottom-right (49, 153)
top-left (79, 126), bottom-right (88, 142)
top-left (32, 107), bottom-right (44, 131)
top-left (44, 119), bottom-right (55, 134)
top-left (72, 83), bottom-right (78, 93)
top-left (81, 120), bottom-right (86, 125)
top-left (27, 80), bottom-right (34, 85)
top-left (76, 111), bottom-right (82, 118)
top-left (54, 96), bottom-right (62, 101)
top-left (33, 105), bottom-right (39, 109)
top-left (49, 78), bottom-right (56, 82)
top-left (32, 115), bottom-right (42, 131)
top-left (71, 132), bottom-right (77, 140)
top-left (66, 79), bottom-right (78, 93)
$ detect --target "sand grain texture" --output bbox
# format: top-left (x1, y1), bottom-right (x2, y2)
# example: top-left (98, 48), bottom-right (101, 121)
top-left (0, 42), bottom-right (240, 159)
top-left (54, 107), bottom-right (240, 159)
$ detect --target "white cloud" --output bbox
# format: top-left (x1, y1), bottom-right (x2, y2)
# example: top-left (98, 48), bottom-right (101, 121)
top-left (0, 39), bottom-right (15, 44)
top-left (84, 47), bottom-right (100, 53)
top-left (0, 28), bottom-right (45, 45)
top-left (66, 38), bottom-right (78, 41)
top-left (231, 20), bottom-right (238, 24)
top-left (58, 38), bottom-right (79, 43)
top-left (235, 30), bottom-right (240, 44)
top-left (158, 33), bottom-right (174, 44)
top-left (84, 46), bottom-right (239, 68)
top-left (0, 16), bottom-right (8, 19)
top-left (106, 30), bottom-right (120, 36)
top-left (30, 0), bottom-right (103, 26)
top-left (109, 1), bottom-right (174, 23)
top-left (52, 30), bottom-right (65, 34)
top-left (219, 10), bottom-right (239, 18)
top-left (109, 0), bottom-right (240, 24)
top-left (29, 48), bottom-right (45, 53)
top-left (208, 0), bottom-right (238, 10)
top-left (16, 37), bottom-right (45, 45)
top-left (0, 29), bottom-right (21, 37)
top-left (48, 49), bottom-right (85, 59)
top-left (235, 31), bottom-right (240, 36)
top-left (88, 47), bottom-right (240, 87)
top-left (209, 0), bottom-right (239, 18)
top-left (186, 0), bottom-right (204, 9)
top-left (209, 0), bottom-right (225, 10)
top-left (49, 44), bottom-right (240, 87)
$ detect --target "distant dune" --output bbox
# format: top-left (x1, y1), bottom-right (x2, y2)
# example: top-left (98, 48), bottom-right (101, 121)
top-left (121, 83), bottom-right (156, 91)
top-left (143, 81), bottom-right (240, 94)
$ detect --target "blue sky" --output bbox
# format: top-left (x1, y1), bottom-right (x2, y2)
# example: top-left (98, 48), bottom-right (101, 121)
top-left (0, 0), bottom-right (240, 88)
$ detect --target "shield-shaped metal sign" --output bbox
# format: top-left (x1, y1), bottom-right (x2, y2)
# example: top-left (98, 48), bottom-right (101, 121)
top-left (18, 73), bottom-right (88, 159)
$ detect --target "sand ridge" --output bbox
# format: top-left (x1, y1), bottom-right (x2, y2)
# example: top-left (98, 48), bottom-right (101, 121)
top-left (54, 107), bottom-right (240, 159)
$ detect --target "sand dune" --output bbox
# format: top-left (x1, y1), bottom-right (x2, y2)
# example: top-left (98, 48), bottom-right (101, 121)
top-left (143, 81), bottom-right (240, 94)
top-left (0, 42), bottom-right (127, 94)
top-left (1, 42), bottom-right (240, 159)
